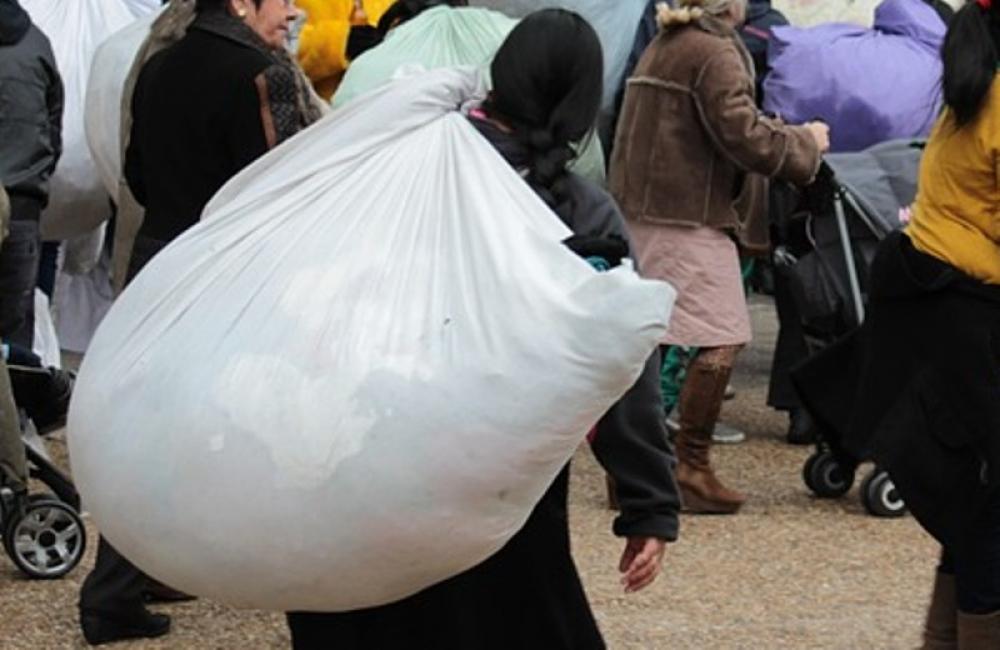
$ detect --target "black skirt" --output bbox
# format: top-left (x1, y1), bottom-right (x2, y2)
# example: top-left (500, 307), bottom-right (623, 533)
top-left (286, 465), bottom-right (606, 650)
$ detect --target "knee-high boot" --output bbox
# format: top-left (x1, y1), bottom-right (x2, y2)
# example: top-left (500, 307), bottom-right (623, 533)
top-left (673, 352), bottom-right (746, 514)
top-left (957, 610), bottom-right (1000, 649)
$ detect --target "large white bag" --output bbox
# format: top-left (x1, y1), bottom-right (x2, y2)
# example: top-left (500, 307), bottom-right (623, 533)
top-left (21, 0), bottom-right (156, 240)
top-left (68, 67), bottom-right (672, 612)
top-left (84, 10), bottom-right (162, 201)
top-left (468, 0), bottom-right (647, 111)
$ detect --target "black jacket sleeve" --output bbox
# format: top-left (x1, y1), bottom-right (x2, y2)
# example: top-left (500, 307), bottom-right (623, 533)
top-left (566, 175), bottom-right (681, 541)
top-left (592, 349), bottom-right (681, 541)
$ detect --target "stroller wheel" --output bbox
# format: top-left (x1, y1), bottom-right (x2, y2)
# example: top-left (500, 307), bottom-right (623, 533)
top-left (861, 469), bottom-right (907, 518)
top-left (803, 451), bottom-right (855, 498)
top-left (4, 496), bottom-right (86, 579)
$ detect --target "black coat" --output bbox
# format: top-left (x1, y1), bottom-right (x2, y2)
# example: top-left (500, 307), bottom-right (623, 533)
top-left (124, 9), bottom-right (315, 247)
top-left (795, 232), bottom-right (1000, 550)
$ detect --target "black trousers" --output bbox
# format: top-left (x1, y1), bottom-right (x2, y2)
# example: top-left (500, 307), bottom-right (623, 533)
top-left (767, 267), bottom-right (809, 411)
top-left (79, 537), bottom-right (148, 616)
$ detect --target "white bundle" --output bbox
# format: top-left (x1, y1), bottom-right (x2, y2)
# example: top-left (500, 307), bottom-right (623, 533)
top-left (21, 0), bottom-right (157, 240)
top-left (68, 68), bottom-right (672, 611)
top-left (84, 10), bottom-right (162, 201)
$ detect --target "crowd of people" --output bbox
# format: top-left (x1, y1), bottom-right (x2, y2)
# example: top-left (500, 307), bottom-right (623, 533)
top-left (0, 0), bottom-right (997, 647)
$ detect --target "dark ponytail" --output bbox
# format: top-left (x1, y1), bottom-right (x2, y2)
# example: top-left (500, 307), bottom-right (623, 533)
top-left (485, 9), bottom-right (604, 216)
top-left (942, 1), bottom-right (1000, 126)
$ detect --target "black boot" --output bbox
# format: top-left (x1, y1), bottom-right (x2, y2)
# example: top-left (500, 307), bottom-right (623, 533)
top-left (80, 609), bottom-right (171, 646)
top-left (785, 408), bottom-right (816, 445)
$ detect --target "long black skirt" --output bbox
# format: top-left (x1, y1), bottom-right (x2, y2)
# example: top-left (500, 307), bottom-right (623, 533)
top-left (286, 465), bottom-right (605, 650)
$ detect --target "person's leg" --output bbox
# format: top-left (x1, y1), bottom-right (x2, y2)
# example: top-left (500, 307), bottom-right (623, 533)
top-left (79, 537), bottom-right (170, 645)
top-left (673, 345), bottom-right (746, 514)
top-left (769, 267), bottom-right (815, 444)
top-left (921, 549), bottom-right (957, 649)
top-left (0, 217), bottom-right (41, 348)
top-left (36, 241), bottom-right (60, 300)
top-left (951, 493), bottom-right (1000, 647)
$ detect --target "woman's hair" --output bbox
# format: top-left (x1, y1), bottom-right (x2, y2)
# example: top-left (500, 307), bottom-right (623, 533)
top-left (656, 0), bottom-right (747, 28)
top-left (485, 9), bottom-right (603, 213)
top-left (195, 0), bottom-right (262, 12)
top-left (376, 0), bottom-right (467, 35)
top-left (941, 1), bottom-right (1000, 126)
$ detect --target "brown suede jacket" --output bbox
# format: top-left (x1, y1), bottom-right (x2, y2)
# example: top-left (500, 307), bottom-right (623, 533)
top-left (609, 16), bottom-right (821, 253)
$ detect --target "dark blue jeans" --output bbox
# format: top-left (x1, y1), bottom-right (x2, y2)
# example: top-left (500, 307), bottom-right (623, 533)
top-left (940, 488), bottom-right (1000, 614)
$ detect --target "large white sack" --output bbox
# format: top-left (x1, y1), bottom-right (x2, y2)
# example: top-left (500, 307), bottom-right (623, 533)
top-left (85, 10), bottom-right (162, 200)
top-left (333, 6), bottom-right (606, 184)
top-left (22, 0), bottom-right (157, 240)
top-left (68, 67), bottom-right (672, 612)
top-left (467, 0), bottom-right (646, 111)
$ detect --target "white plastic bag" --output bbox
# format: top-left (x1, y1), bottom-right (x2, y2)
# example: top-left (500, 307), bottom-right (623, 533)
top-left (32, 290), bottom-right (61, 369)
top-left (468, 0), bottom-right (647, 111)
top-left (334, 6), bottom-right (607, 184)
top-left (22, 0), bottom-right (157, 240)
top-left (68, 67), bottom-right (672, 612)
top-left (85, 10), bottom-right (162, 201)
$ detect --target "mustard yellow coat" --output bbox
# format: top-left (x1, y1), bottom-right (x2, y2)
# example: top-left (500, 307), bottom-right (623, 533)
top-left (297, 0), bottom-right (395, 99)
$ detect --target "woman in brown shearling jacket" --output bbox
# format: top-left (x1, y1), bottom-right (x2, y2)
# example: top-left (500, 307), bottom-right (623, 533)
top-left (609, 0), bottom-right (829, 515)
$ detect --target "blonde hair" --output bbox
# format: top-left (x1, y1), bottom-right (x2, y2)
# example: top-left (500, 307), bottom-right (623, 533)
top-left (656, 0), bottom-right (747, 28)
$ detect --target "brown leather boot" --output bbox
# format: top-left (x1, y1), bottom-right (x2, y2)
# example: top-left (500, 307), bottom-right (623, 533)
top-left (674, 355), bottom-right (746, 514)
top-left (957, 610), bottom-right (1000, 649)
top-left (922, 571), bottom-right (957, 650)
top-left (605, 474), bottom-right (619, 511)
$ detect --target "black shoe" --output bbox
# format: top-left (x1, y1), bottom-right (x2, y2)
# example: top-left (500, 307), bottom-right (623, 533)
top-left (80, 610), bottom-right (171, 646)
top-left (785, 409), bottom-right (816, 445)
top-left (144, 579), bottom-right (197, 604)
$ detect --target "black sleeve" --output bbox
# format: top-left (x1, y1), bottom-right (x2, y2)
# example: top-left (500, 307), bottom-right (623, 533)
top-left (591, 349), bottom-right (681, 541)
top-left (566, 177), bottom-right (681, 541)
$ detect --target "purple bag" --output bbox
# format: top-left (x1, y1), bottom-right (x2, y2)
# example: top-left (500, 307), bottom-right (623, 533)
top-left (763, 0), bottom-right (945, 152)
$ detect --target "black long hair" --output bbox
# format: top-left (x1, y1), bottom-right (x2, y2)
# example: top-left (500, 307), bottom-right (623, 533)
top-left (485, 9), bottom-right (604, 215)
top-left (376, 0), bottom-right (467, 35)
top-left (942, 0), bottom-right (1000, 126)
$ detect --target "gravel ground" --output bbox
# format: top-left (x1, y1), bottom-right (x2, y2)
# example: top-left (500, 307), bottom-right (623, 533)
top-left (0, 296), bottom-right (937, 649)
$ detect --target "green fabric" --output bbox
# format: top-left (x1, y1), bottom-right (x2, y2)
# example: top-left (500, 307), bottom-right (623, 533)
top-left (660, 345), bottom-right (695, 417)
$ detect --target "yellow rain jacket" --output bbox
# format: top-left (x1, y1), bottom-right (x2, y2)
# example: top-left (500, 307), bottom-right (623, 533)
top-left (297, 0), bottom-right (395, 99)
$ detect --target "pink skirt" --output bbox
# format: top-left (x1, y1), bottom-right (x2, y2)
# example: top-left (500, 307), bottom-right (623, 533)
top-left (627, 222), bottom-right (751, 348)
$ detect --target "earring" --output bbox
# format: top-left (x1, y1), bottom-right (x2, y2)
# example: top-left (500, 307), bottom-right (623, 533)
top-left (237, 8), bottom-right (247, 16)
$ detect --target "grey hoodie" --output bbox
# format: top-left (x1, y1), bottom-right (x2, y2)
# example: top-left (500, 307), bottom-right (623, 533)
top-left (0, 1), bottom-right (63, 207)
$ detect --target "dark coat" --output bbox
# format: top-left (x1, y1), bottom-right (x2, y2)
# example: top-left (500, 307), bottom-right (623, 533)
top-left (794, 232), bottom-right (1000, 550)
top-left (124, 9), bottom-right (317, 249)
top-left (0, 2), bottom-right (63, 208)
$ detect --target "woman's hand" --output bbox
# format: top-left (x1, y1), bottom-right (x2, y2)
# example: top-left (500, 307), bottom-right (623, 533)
top-left (619, 536), bottom-right (668, 593)
top-left (805, 121), bottom-right (831, 154)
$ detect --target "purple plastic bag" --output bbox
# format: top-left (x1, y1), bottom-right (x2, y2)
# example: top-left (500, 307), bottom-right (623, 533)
top-left (763, 0), bottom-right (945, 152)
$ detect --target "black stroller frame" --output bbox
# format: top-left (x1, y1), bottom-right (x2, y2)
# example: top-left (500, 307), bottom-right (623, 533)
top-left (778, 140), bottom-right (925, 518)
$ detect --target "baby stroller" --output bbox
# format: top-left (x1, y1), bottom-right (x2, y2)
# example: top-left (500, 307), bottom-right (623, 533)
top-left (0, 361), bottom-right (85, 579)
top-left (771, 139), bottom-right (924, 518)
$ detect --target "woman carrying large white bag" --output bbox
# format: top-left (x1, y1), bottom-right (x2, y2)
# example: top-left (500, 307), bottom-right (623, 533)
top-left (285, 15), bottom-right (680, 648)
top-left (69, 6), bottom-right (680, 647)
